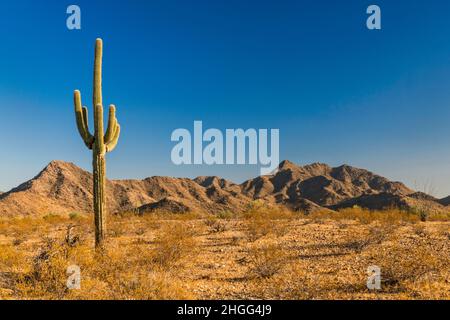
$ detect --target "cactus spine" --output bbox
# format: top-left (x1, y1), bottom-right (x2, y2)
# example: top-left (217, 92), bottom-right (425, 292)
top-left (74, 38), bottom-right (121, 248)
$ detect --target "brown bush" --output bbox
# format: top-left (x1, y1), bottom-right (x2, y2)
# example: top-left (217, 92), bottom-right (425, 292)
top-left (243, 203), bottom-right (293, 241)
top-left (151, 222), bottom-right (197, 269)
top-left (204, 217), bottom-right (227, 233)
top-left (247, 243), bottom-right (289, 278)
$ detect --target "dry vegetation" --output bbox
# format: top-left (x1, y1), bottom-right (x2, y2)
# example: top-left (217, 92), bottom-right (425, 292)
top-left (0, 205), bottom-right (448, 300)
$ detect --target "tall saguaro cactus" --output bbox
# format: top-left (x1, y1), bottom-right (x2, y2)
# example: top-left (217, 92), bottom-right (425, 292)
top-left (74, 38), bottom-right (121, 248)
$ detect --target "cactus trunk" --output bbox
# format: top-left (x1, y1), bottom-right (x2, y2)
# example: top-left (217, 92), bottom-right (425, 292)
top-left (73, 39), bottom-right (121, 249)
top-left (93, 153), bottom-right (106, 246)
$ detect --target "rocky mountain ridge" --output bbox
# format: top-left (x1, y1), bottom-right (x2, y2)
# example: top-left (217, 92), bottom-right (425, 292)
top-left (0, 160), bottom-right (448, 216)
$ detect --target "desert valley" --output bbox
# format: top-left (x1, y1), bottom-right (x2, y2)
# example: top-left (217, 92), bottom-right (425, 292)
top-left (0, 160), bottom-right (448, 300)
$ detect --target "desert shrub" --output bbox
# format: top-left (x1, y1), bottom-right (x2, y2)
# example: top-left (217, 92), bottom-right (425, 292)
top-left (151, 222), bottom-right (197, 269)
top-left (245, 216), bottom-right (272, 241)
top-left (245, 218), bottom-right (291, 242)
top-left (341, 224), bottom-right (395, 253)
top-left (242, 203), bottom-right (293, 241)
top-left (419, 211), bottom-right (428, 222)
top-left (247, 243), bottom-right (289, 278)
top-left (412, 224), bottom-right (428, 237)
top-left (444, 230), bottom-right (450, 240)
top-left (108, 221), bottom-right (128, 238)
top-left (0, 245), bottom-right (27, 299)
top-left (217, 210), bottom-right (235, 219)
top-left (230, 235), bottom-right (244, 246)
top-left (134, 227), bottom-right (146, 236)
top-left (204, 217), bottom-right (227, 233)
top-left (12, 237), bottom-right (25, 246)
top-left (15, 237), bottom-right (72, 299)
top-left (260, 263), bottom-right (336, 299)
top-left (68, 212), bottom-right (81, 220)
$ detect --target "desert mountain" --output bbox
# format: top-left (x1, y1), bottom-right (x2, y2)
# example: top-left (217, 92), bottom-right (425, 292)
top-left (0, 160), bottom-right (448, 216)
top-left (0, 161), bottom-right (250, 216)
top-left (241, 160), bottom-right (413, 209)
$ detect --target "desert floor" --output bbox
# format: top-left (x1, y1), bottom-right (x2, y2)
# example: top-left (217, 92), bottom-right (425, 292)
top-left (0, 207), bottom-right (449, 300)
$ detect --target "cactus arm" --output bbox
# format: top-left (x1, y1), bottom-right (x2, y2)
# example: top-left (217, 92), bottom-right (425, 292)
top-left (93, 38), bottom-right (103, 107)
top-left (82, 106), bottom-right (95, 148)
top-left (106, 124), bottom-right (121, 152)
top-left (74, 90), bottom-right (94, 148)
top-left (82, 107), bottom-right (89, 129)
top-left (104, 105), bottom-right (117, 143)
top-left (74, 90), bottom-right (87, 134)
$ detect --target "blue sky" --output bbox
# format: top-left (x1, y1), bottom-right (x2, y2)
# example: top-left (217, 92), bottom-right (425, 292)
top-left (1, 0), bottom-right (450, 196)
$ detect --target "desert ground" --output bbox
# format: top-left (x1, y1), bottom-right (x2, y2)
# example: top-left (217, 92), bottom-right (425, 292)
top-left (0, 205), bottom-right (448, 300)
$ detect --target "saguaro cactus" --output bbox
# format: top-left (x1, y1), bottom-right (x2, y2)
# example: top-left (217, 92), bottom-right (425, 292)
top-left (74, 38), bottom-right (121, 248)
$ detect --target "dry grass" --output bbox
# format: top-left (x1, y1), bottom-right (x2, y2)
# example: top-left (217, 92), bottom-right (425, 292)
top-left (151, 222), bottom-right (197, 268)
top-left (247, 242), bottom-right (289, 279)
top-left (0, 214), bottom-right (196, 300)
top-left (242, 202), bottom-right (294, 241)
top-left (0, 208), bottom-right (448, 300)
top-left (7, 234), bottom-right (194, 300)
top-left (309, 206), bottom-right (422, 224)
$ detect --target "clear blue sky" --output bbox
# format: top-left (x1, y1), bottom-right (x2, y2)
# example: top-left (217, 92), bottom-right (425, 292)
top-left (1, 0), bottom-right (450, 196)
